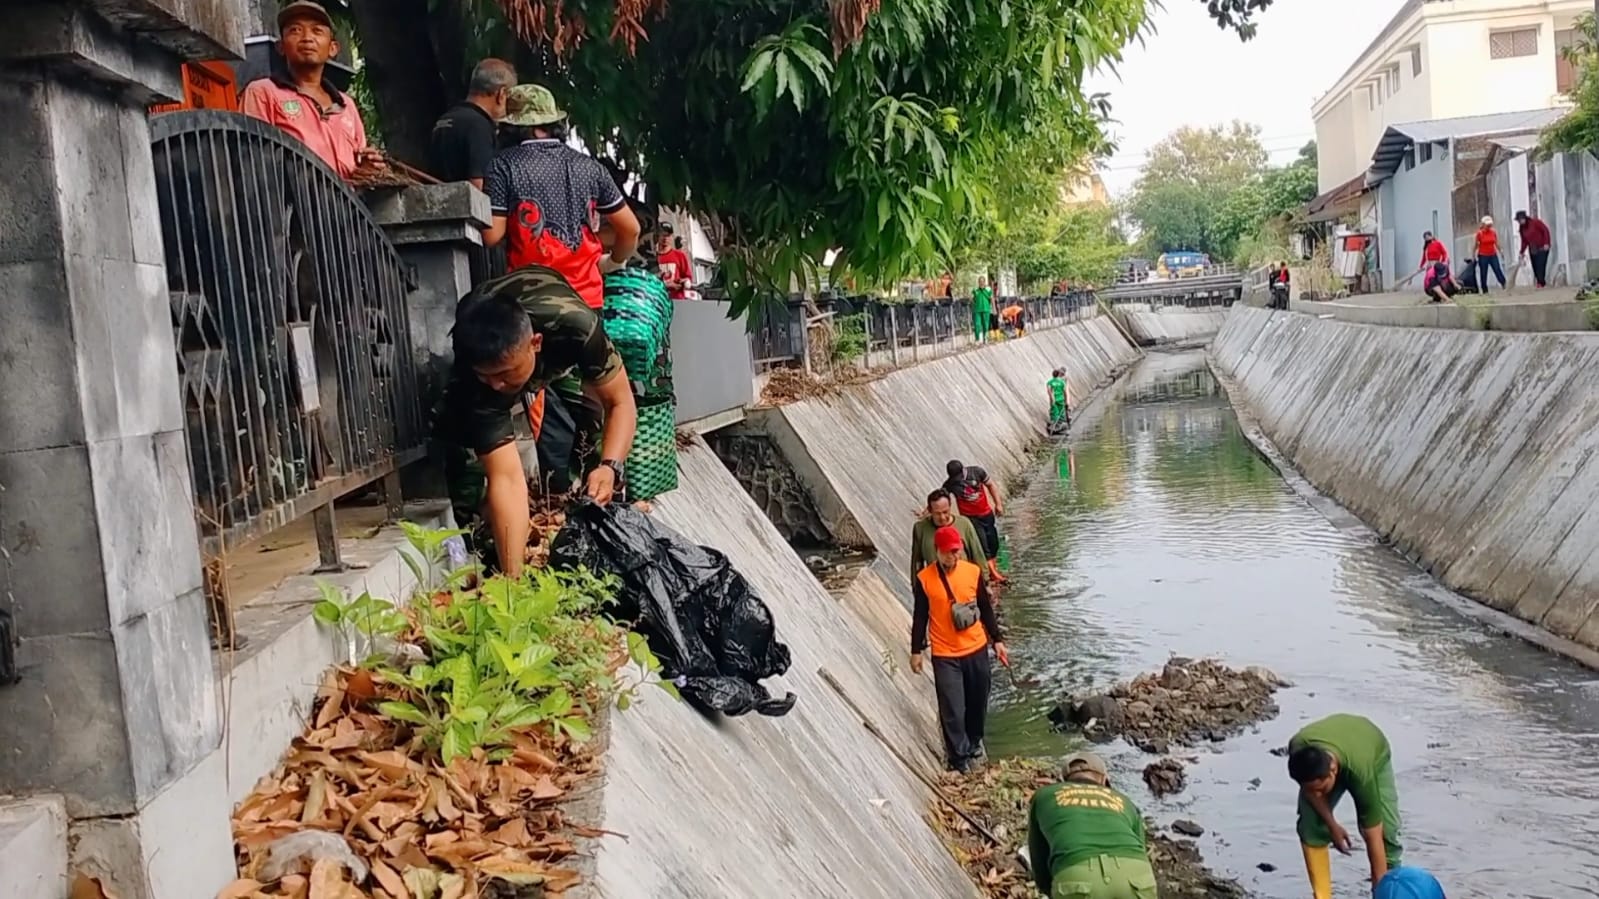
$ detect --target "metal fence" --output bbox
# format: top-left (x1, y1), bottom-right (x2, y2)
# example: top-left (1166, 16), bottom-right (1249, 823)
top-left (150, 111), bottom-right (427, 585)
top-left (748, 292), bottom-right (1099, 370)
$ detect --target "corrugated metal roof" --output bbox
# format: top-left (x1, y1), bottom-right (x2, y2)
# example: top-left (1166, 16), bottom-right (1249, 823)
top-left (1366, 108), bottom-right (1565, 185)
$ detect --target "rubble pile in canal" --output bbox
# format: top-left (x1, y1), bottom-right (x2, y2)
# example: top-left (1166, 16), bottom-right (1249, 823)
top-left (1052, 657), bottom-right (1288, 752)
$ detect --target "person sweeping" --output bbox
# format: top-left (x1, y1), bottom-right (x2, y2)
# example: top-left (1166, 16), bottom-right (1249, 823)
top-left (1287, 713), bottom-right (1405, 898)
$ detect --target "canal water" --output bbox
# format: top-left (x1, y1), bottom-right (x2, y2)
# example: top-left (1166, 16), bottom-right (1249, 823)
top-left (988, 350), bottom-right (1599, 899)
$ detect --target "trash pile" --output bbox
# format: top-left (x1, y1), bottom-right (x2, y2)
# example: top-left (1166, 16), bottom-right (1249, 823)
top-left (221, 669), bottom-right (594, 899)
top-left (759, 368), bottom-right (833, 405)
top-left (551, 500), bottom-right (797, 717)
top-left (1050, 658), bottom-right (1287, 751)
top-left (1142, 758), bottom-right (1187, 798)
top-left (932, 757), bottom-right (1247, 899)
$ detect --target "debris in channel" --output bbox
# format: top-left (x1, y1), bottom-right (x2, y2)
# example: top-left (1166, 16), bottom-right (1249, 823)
top-left (1050, 658), bottom-right (1287, 750)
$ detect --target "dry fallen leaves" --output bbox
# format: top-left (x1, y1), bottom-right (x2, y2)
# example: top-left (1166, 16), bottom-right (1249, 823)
top-left (222, 669), bottom-right (596, 899)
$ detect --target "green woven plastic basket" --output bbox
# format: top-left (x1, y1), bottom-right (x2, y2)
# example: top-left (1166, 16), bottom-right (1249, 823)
top-left (626, 399), bottom-right (679, 501)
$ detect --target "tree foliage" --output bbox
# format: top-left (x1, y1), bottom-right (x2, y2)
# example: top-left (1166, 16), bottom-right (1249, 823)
top-left (1542, 13), bottom-right (1598, 156)
top-left (1128, 122), bottom-right (1313, 262)
top-left (351, 0), bottom-right (1273, 310)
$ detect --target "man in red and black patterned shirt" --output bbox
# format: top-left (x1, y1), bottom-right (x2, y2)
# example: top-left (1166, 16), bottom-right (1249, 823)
top-left (482, 84), bottom-right (640, 309)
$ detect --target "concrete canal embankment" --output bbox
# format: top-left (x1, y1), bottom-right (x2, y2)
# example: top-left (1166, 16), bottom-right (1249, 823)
top-left (580, 313), bottom-right (1165, 897)
top-left (1211, 306), bottom-right (1599, 656)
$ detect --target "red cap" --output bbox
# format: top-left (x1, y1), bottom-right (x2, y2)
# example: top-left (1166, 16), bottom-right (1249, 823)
top-left (933, 526), bottom-right (964, 553)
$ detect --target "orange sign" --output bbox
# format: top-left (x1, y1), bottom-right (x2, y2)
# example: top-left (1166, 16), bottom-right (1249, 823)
top-left (149, 61), bottom-right (239, 114)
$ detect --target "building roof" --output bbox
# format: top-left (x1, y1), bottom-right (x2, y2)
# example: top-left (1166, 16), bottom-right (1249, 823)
top-left (1303, 173), bottom-right (1372, 224)
top-left (1366, 108), bottom-right (1565, 185)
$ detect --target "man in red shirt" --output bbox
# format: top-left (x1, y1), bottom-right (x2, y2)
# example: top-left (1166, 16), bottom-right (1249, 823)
top-left (1475, 216), bottom-right (1506, 294)
top-left (1515, 210), bottom-right (1552, 288)
top-left (944, 459), bottom-right (1008, 585)
top-left (654, 222), bottom-right (695, 299)
top-left (482, 84), bottom-right (641, 309)
top-left (240, 1), bottom-right (382, 180)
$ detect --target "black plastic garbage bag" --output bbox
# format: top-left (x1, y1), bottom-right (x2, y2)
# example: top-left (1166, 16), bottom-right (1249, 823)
top-left (550, 500), bottom-right (796, 717)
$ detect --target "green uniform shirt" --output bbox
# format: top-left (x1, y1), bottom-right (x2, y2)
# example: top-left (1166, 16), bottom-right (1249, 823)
top-left (909, 514), bottom-right (987, 577)
top-left (1289, 714), bottom-right (1392, 829)
top-left (439, 265), bottom-right (625, 454)
top-left (1048, 377), bottom-right (1068, 405)
top-left (973, 286), bottom-right (994, 313)
top-left (1027, 782), bottom-right (1148, 893)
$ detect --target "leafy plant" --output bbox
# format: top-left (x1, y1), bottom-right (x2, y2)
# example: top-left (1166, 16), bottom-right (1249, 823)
top-left (313, 582), bottom-right (410, 664)
top-left (354, 540), bottom-right (670, 765)
top-left (831, 313), bottom-right (869, 363)
top-left (397, 520), bottom-right (473, 593)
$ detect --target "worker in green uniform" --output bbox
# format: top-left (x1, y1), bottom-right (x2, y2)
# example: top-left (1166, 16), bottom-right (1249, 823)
top-left (1047, 369), bottom-right (1070, 429)
top-left (1287, 713), bottom-right (1404, 899)
top-left (910, 489), bottom-right (988, 581)
top-left (972, 277), bottom-right (994, 343)
top-left (1027, 751), bottom-right (1158, 899)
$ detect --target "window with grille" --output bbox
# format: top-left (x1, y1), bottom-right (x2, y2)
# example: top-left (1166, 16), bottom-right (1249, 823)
top-left (1490, 27), bottom-right (1538, 59)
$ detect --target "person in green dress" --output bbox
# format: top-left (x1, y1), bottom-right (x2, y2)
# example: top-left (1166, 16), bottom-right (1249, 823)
top-left (972, 278), bottom-right (994, 342)
top-left (1287, 713), bottom-right (1404, 899)
top-left (1027, 751), bottom-right (1159, 899)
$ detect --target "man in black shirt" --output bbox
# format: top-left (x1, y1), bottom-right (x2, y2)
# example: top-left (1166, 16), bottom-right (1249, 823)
top-left (430, 59), bottom-right (517, 188)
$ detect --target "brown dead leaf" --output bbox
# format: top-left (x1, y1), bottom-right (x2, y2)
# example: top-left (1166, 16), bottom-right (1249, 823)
top-left (306, 858), bottom-right (355, 899)
top-left (489, 817), bottom-right (531, 848)
top-left (371, 860), bottom-right (410, 899)
top-left (361, 750), bottom-right (418, 781)
top-left (528, 775), bottom-right (563, 801)
top-left (216, 879), bottom-right (263, 899)
top-left (476, 856), bottom-right (546, 885)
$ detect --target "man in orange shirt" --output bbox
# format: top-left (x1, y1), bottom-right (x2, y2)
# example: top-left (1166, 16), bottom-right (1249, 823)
top-left (240, 2), bottom-right (381, 180)
top-left (911, 525), bottom-right (1008, 772)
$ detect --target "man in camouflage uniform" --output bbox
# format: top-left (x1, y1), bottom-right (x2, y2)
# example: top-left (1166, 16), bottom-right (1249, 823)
top-left (437, 265), bottom-right (638, 576)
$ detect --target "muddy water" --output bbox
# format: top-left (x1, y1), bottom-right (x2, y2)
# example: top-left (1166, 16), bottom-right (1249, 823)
top-left (988, 350), bottom-right (1599, 899)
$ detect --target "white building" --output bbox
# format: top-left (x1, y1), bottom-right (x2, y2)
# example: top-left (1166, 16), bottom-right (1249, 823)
top-left (1312, 0), bottom-right (1587, 194)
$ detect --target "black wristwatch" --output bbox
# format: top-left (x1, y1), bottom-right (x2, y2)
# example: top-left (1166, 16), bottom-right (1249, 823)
top-left (598, 459), bottom-right (625, 483)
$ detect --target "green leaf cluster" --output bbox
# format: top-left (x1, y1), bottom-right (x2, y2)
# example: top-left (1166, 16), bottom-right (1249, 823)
top-left (312, 525), bottom-right (673, 766)
top-left (1128, 122), bottom-right (1316, 262)
top-left (1541, 14), bottom-right (1599, 157)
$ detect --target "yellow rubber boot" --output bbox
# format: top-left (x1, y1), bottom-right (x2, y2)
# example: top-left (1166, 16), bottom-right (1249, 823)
top-left (1301, 844), bottom-right (1332, 899)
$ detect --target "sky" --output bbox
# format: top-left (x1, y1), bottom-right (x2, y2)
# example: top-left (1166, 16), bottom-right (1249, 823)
top-left (1086, 0), bottom-right (1405, 196)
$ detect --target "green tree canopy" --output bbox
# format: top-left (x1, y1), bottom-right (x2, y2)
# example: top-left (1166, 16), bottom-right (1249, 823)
top-left (1542, 13), bottom-right (1598, 155)
top-left (348, 0), bottom-right (1273, 309)
top-left (1128, 124), bottom-right (1314, 262)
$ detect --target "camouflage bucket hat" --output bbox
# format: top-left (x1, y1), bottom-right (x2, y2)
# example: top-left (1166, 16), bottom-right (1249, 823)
top-left (503, 84), bottom-right (567, 127)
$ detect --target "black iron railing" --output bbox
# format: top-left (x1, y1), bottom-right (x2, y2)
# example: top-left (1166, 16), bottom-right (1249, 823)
top-left (747, 291), bottom-right (1099, 369)
top-left (150, 111), bottom-right (426, 578)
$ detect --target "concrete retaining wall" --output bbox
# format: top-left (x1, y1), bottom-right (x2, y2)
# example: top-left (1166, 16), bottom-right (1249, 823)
top-left (757, 315), bottom-right (1142, 592)
top-left (1121, 307), bottom-right (1228, 345)
top-left (1285, 296), bottom-right (1591, 332)
top-left (590, 441), bottom-right (973, 899)
top-left (1211, 306), bottom-right (1599, 651)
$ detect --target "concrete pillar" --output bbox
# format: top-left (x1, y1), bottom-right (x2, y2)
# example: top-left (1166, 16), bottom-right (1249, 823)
top-left (365, 182), bottom-right (491, 499)
top-left (0, 2), bottom-right (244, 896)
top-left (365, 182), bottom-right (491, 413)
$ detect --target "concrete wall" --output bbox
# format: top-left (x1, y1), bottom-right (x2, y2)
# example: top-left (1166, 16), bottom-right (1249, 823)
top-left (590, 442), bottom-right (974, 899)
top-left (671, 300), bottom-right (756, 426)
top-left (1122, 308), bottom-right (1227, 346)
top-left (756, 316), bottom-right (1141, 594)
top-left (1380, 151), bottom-right (1454, 289)
top-left (1211, 306), bottom-right (1599, 652)
top-left (1284, 296), bottom-right (1590, 331)
top-left (1513, 148), bottom-right (1599, 287)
